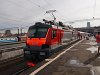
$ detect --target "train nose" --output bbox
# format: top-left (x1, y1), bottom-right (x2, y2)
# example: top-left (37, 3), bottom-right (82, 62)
top-left (27, 38), bottom-right (46, 46)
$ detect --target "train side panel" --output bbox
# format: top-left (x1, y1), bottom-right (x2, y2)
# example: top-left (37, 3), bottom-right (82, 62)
top-left (45, 28), bottom-right (64, 51)
top-left (62, 31), bottom-right (73, 44)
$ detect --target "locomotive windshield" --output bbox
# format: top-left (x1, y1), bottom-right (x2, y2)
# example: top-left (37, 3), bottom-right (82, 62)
top-left (28, 27), bottom-right (48, 38)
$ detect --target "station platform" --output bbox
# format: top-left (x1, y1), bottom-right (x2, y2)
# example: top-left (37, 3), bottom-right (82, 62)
top-left (29, 37), bottom-right (100, 75)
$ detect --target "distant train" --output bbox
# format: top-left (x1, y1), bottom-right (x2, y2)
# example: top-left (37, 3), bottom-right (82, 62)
top-left (0, 36), bottom-right (26, 42)
top-left (24, 21), bottom-right (76, 60)
top-left (0, 37), bottom-right (18, 42)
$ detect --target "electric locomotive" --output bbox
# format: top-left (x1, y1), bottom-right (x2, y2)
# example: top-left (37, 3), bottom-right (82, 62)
top-left (24, 20), bottom-right (74, 60)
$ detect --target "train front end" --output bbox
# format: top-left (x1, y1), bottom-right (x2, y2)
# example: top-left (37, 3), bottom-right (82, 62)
top-left (24, 22), bottom-right (51, 60)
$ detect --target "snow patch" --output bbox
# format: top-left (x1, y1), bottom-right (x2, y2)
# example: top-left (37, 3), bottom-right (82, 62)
top-left (86, 46), bottom-right (98, 53)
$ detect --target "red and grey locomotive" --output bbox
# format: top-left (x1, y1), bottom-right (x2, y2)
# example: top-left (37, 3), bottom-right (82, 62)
top-left (24, 20), bottom-right (74, 60)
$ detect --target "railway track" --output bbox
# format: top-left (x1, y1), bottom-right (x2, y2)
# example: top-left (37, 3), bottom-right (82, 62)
top-left (0, 46), bottom-right (23, 53)
top-left (12, 39), bottom-right (80, 75)
top-left (0, 42), bottom-right (28, 75)
top-left (0, 41), bottom-right (25, 62)
top-left (0, 41), bottom-right (25, 46)
top-left (0, 54), bottom-right (23, 65)
top-left (0, 47), bottom-right (24, 61)
top-left (12, 67), bottom-right (29, 75)
top-left (0, 42), bottom-right (25, 50)
top-left (0, 58), bottom-right (27, 75)
top-left (0, 39), bottom-right (80, 75)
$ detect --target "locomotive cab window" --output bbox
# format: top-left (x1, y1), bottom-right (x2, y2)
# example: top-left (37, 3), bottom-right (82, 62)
top-left (28, 27), bottom-right (48, 38)
top-left (37, 28), bottom-right (48, 38)
top-left (52, 30), bottom-right (56, 38)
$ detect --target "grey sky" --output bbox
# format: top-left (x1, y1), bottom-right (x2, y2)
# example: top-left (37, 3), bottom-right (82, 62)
top-left (0, 0), bottom-right (100, 29)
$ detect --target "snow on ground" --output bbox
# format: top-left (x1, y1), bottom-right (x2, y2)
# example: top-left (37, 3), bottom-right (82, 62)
top-left (86, 46), bottom-right (98, 53)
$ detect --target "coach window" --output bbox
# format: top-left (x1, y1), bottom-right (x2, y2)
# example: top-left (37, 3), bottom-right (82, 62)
top-left (52, 30), bottom-right (56, 38)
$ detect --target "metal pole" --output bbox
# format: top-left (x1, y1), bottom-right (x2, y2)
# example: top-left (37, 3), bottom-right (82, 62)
top-left (18, 28), bottom-right (19, 35)
top-left (20, 28), bottom-right (22, 35)
top-left (52, 12), bottom-right (56, 21)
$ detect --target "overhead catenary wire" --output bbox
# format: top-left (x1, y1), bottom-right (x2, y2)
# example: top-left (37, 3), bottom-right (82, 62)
top-left (0, 0), bottom-right (38, 24)
top-left (42, 0), bottom-right (69, 22)
top-left (93, 0), bottom-right (96, 18)
top-left (0, 0), bottom-right (46, 23)
top-left (6, 0), bottom-right (39, 14)
top-left (1, 0), bottom-right (99, 28)
top-left (0, 0), bottom-right (56, 24)
top-left (43, 0), bottom-right (99, 24)
top-left (25, 0), bottom-right (52, 20)
top-left (0, 25), bottom-right (30, 31)
top-left (66, 0), bottom-right (97, 23)
top-left (0, 15), bottom-right (35, 24)
top-left (0, 0), bottom-right (49, 29)
top-left (26, 0), bottom-right (47, 10)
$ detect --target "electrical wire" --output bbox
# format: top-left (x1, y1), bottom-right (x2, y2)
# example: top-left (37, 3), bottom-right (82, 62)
top-left (0, 15), bottom-right (35, 24)
top-left (93, 0), bottom-right (96, 18)
top-left (6, 0), bottom-right (37, 13)
top-left (1, 0), bottom-right (98, 28)
top-left (42, 0), bottom-right (68, 22)
top-left (26, 0), bottom-right (46, 10)
top-left (0, 0), bottom-right (42, 22)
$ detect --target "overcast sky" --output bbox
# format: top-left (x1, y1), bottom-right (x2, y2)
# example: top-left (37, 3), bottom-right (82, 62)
top-left (0, 0), bottom-right (100, 29)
